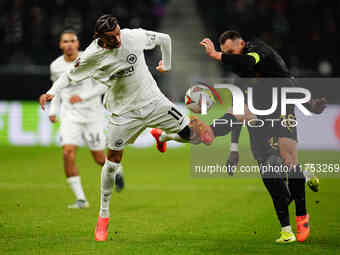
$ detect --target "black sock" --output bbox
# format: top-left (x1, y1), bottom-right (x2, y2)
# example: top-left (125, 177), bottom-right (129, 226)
top-left (260, 160), bottom-right (291, 227)
top-left (231, 123), bottom-right (242, 143)
top-left (288, 165), bottom-right (307, 216)
top-left (210, 113), bottom-right (238, 137)
top-left (262, 177), bottom-right (291, 227)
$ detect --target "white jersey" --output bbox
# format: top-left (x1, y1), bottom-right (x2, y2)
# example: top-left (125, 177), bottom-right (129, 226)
top-left (48, 53), bottom-right (107, 123)
top-left (47, 28), bottom-right (172, 115)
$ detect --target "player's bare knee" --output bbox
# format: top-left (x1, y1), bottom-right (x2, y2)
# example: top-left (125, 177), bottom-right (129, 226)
top-left (107, 149), bottom-right (123, 163)
top-left (280, 148), bottom-right (298, 166)
top-left (280, 153), bottom-right (296, 168)
top-left (91, 150), bottom-right (106, 166)
top-left (96, 157), bottom-right (105, 166)
top-left (280, 150), bottom-right (289, 163)
top-left (107, 154), bottom-right (121, 163)
top-left (94, 153), bottom-right (106, 166)
top-left (278, 139), bottom-right (298, 166)
top-left (63, 147), bottom-right (76, 161)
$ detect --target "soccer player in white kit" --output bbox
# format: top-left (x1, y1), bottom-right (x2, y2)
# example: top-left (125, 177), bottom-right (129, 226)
top-left (39, 15), bottom-right (214, 241)
top-left (48, 30), bottom-right (107, 209)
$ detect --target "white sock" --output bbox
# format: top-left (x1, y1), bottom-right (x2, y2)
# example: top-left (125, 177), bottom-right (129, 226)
top-left (67, 176), bottom-right (86, 201)
top-left (282, 225), bottom-right (293, 233)
top-left (159, 132), bottom-right (189, 143)
top-left (99, 159), bottom-right (121, 218)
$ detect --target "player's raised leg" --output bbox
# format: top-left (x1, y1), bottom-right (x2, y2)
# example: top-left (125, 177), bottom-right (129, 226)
top-left (150, 128), bottom-right (168, 153)
top-left (151, 126), bottom-right (191, 153)
top-left (151, 115), bottom-right (216, 152)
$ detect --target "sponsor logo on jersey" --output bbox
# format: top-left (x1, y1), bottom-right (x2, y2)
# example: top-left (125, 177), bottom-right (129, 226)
top-left (110, 66), bottom-right (135, 79)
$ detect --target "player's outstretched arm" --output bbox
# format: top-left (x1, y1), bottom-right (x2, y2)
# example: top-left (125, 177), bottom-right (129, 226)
top-left (40, 72), bottom-right (70, 110)
top-left (156, 32), bottom-right (171, 72)
top-left (41, 45), bottom-right (100, 110)
top-left (70, 82), bottom-right (108, 104)
top-left (48, 94), bottom-right (61, 122)
top-left (289, 78), bottom-right (327, 115)
top-left (304, 97), bottom-right (327, 114)
top-left (200, 38), bottom-right (222, 61)
top-left (39, 93), bottom-right (54, 110)
top-left (200, 38), bottom-right (257, 68)
top-left (142, 29), bottom-right (171, 72)
top-left (40, 72), bottom-right (71, 110)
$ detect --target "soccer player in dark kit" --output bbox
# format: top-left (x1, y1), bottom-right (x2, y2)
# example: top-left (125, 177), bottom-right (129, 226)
top-left (199, 30), bottom-right (327, 243)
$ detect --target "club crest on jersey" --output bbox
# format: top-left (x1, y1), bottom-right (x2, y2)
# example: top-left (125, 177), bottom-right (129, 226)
top-left (127, 54), bottom-right (137, 64)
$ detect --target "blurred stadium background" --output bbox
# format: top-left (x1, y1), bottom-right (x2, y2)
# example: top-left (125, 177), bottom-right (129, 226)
top-left (0, 0), bottom-right (339, 254)
top-left (1, 0), bottom-right (340, 147)
top-left (1, 0), bottom-right (339, 101)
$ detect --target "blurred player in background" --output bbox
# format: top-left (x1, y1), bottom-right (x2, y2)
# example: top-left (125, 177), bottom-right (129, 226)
top-left (48, 30), bottom-right (107, 209)
top-left (40, 15), bottom-right (212, 241)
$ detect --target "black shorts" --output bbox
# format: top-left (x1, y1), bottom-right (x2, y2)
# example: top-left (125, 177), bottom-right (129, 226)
top-left (247, 124), bottom-right (278, 162)
top-left (269, 108), bottom-right (298, 142)
top-left (247, 110), bottom-right (297, 162)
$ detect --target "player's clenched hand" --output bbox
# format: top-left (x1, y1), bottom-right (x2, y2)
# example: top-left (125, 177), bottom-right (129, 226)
top-left (49, 115), bottom-right (57, 123)
top-left (310, 97), bottom-right (327, 114)
top-left (226, 151), bottom-right (239, 176)
top-left (156, 60), bottom-right (168, 73)
top-left (69, 95), bottom-right (83, 104)
top-left (39, 93), bottom-right (53, 110)
top-left (200, 38), bottom-right (221, 60)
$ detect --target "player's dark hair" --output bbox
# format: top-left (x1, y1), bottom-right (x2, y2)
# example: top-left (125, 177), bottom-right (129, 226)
top-left (219, 30), bottom-right (242, 45)
top-left (60, 28), bottom-right (78, 40)
top-left (93, 14), bottom-right (118, 39)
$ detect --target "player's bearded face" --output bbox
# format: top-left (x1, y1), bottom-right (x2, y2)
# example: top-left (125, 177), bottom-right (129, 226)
top-left (220, 39), bottom-right (245, 55)
top-left (101, 26), bottom-right (121, 49)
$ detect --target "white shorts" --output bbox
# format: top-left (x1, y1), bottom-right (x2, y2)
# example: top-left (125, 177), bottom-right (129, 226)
top-left (59, 119), bottom-right (106, 151)
top-left (106, 98), bottom-right (189, 150)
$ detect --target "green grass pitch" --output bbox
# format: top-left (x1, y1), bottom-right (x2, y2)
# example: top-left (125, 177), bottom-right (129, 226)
top-left (0, 144), bottom-right (339, 254)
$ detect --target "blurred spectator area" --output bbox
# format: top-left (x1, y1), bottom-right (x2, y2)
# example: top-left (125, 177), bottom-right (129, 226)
top-left (195, 0), bottom-right (340, 103)
top-left (0, 0), bottom-right (169, 100)
top-left (196, 0), bottom-right (339, 76)
top-left (0, 0), bottom-right (339, 103)
top-left (0, 0), bottom-right (168, 65)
